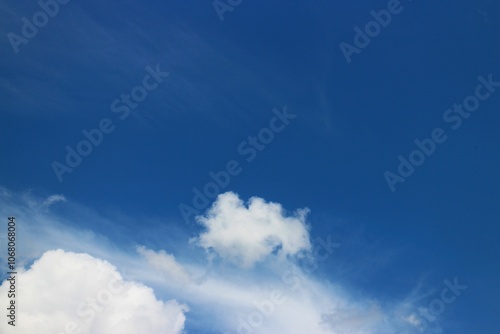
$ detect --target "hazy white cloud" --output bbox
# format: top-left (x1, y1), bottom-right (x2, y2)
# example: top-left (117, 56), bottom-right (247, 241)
top-left (321, 304), bottom-right (384, 334)
top-left (0, 250), bottom-right (188, 334)
top-left (14, 189), bottom-right (67, 211)
top-left (0, 186), bottom-right (440, 334)
top-left (137, 246), bottom-right (193, 285)
top-left (192, 192), bottom-right (311, 268)
top-left (405, 313), bottom-right (424, 328)
top-left (41, 194), bottom-right (67, 208)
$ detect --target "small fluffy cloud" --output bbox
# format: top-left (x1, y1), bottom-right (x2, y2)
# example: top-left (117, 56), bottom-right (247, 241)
top-left (137, 246), bottom-right (193, 285)
top-left (192, 192), bottom-right (311, 268)
top-left (0, 250), bottom-right (188, 334)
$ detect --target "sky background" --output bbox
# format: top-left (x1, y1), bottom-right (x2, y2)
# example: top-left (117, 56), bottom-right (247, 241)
top-left (0, 0), bottom-right (499, 333)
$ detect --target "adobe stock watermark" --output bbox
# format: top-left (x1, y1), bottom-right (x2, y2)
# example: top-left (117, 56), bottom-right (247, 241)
top-left (56, 271), bottom-right (124, 334)
top-left (384, 73), bottom-right (499, 192)
top-left (51, 64), bottom-right (169, 182)
top-left (178, 106), bottom-right (296, 223)
top-left (237, 235), bottom-right (340, 334)
top-left (213, 0), bottom-right (243, 21)
top-left (408, 277), bottom-right (467, 333)
top-left (7, 0), bottom-right (71, 54)
top-left (339, 0), bottom-right (410, 64)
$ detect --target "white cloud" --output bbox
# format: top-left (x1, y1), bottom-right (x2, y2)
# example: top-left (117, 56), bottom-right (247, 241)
top-left (0, 249), bottom-right (188, 334)
top-left (321, 304), bottom-right (384, 334)
top-left (17, 190), bottom-right (67, 211)
top-left (192, 192), bottom-right (311, 268)
top-left (137, 246), bottom-right (193, 285)
top-left (0, 186), bottom-right (442, 333)
top-left (405, 313), bottom-right (424, 328)
top-left (41, 194), bottom-right (67, 208)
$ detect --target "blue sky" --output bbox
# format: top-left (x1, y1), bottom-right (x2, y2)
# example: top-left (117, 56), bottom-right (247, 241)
top-left (0, 0), bottom-right (499, 333)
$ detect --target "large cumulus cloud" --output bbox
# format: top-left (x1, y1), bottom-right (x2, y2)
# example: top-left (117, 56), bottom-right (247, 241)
top-left (0, 249), bottom-right (188, 334)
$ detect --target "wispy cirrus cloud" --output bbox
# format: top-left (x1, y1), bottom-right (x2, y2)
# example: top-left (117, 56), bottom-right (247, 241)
top-left (0, 186), bottom-right (443, 333)
top-left (137, 246), bottom-right (193, 285)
